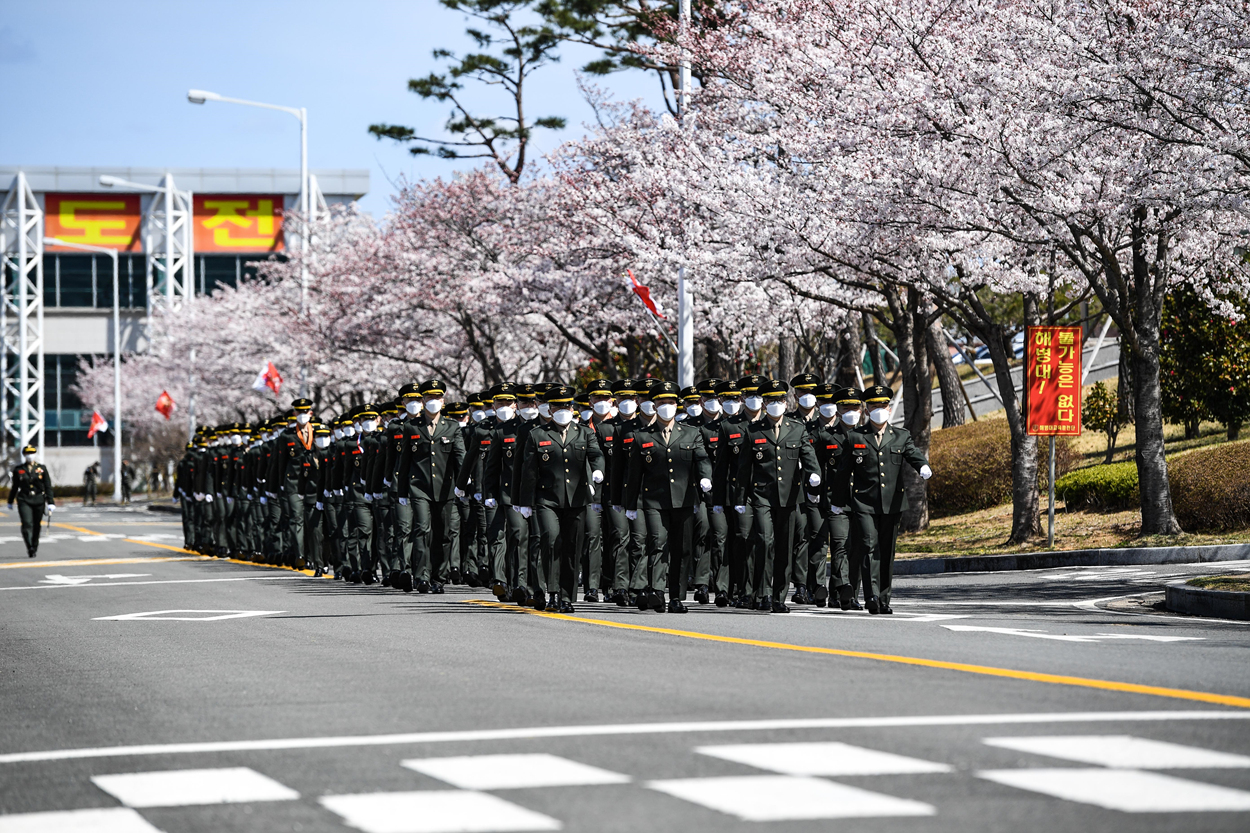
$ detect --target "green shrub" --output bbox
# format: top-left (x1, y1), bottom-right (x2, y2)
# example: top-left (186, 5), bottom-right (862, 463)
top-left (1168, 440), bottom-right (1250, 531)
top-left (1055, 461), bottom-right (1139, 509)
top-left (927, 419), bottom-right (1077, 517)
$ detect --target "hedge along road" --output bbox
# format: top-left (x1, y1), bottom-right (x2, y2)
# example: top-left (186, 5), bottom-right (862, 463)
top-left (2, 503), bottom-right (1249, 832)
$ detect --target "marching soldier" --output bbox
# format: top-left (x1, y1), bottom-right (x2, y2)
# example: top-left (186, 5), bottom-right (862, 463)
top-left (789, 373), bottom-right (824, 606)
top-left (689, 379), bottom-right (728, 605)
top-left (732, 379), bottom-right (821, 612)
top-left (515, 385), bottom-right (605, 612)
top-left (8, 445), bottom-right (55, 557)
top-left (273, 399), bottom-right (317, 568)
top-left (850, 385), bottom-right (932, 614)
top-left (624, 381), bottom-right (712, 613)
top-left (398, 380), bottom-right (465, 593)
top-left (580, 379), bottom-right (616, 602)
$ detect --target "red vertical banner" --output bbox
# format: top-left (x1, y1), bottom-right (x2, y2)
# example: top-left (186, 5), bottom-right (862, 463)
top-left (1026, 326), bottom-right (1083, 436)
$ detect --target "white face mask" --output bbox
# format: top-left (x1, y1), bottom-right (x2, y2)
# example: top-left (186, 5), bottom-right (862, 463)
top-left (484, 408), bottom-right (495, 418)
top-left (685, 403), bottom-right (703, 418)
top-left (765, 401), bottom-right (787, 418)
top-left (639, 400), bottom-right (656, 416)
top-left (362, 420), bottom-right (377, 432)
top-left (798, 394), bottom-right (817, 409)
top-left (495, 405), bottom-right (516, 422)
top-left (24, 454), bottom-right (35, 464)
top-left (618, 399), bottom-right (638, 416)
top-left (315, 436), bottom-right (331, 449)
top-left (538, 403), bottom-right (552, 418)
top-left (344, 426), bottom-right (357, 437)
top-left (405, 401), bottom-right (421, 415)
top-left (552, 408), bottom-right (574, 426)
top-left (656, 402), bottom-right (678, 421)
top-left (580, 409), bottom-right (594, 422)
top-left (723, 400), bottom-right (743, 416)
top-left (819, 404), bottom-right (838, 419)
top-left (870, 407), bottom-right (890, 424)
top-left (702, 398), bottom-right (721, 414)
top-left (471, 409), bottom-right (486, 423)
top-left (519, 406), bottom-right (539, 421)
top-left (744, 395), bottom-right (763, 412)
top-left (841, 409), bottom-right (861, 426)
top-left (296, 412), bottom-right (311, 425)
top-left (458, 418), bottom-right (469, 427)
top-left (424, 398), bottom-right (444, 414)
top-left (592, 400), bottom-right (613, 416)
top-left (333, 428), bottom-right (344, 439)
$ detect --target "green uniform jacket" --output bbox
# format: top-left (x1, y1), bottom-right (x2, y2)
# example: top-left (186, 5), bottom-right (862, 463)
top-left (732, 415), bottom-right (820, 508)
top-left (479, 416), bottom-right (526, 506)
top-left (516, 422), bottom-right (605, 509)
top-left (807, 418), bottom-right (856, 511)
top-left (455, 416), bottom-right (497, 493)
top-left (847, 424), bottom-right (929, 515)
top-left (711, 413), bottom-right (752, 506)
top-left (608, 414), bottom-right (647, 507)
top-left (623, 421), bottom-right (712, 511)
top-left (8, 462), bottom-right (53, 506)
top-left (397, 415), bottom-right (466, 502)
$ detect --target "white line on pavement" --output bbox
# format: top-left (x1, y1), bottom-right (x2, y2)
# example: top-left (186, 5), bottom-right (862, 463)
top-left (941, 625), bottom-right (1204, 643)
top-left (1, 712), bottom-right (1248, 765)
top-left (0, 575), bottom-right (304, 591)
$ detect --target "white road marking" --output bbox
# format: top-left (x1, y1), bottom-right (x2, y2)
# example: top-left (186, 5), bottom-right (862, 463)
top-left (984, 735), bottom-right (1250, 769)
top-left (403, 753), bottom-right (629, 790)
top-left (786, 609), bottom-right (971, 623)
top-left (0, 575), bottom-right (301, 592)
top-left (77, 535), bottom-right (128, 542)
top-left (126, 534), bottom-right (181, 542)
top-left (0, 807), bottom-right (163, 833)
top-left (941, 625), bottom-right (1203, 643)
top-left (696, 741), bottom-right (951, 776)
top-left (91, 766), bottom-right (299, 807)
top-left (39, 574), bottom-right (150, 586)
top-left (978, 767), bottom-right (1250, 812)
top-left (1, 712), bottom-right (1246, 765)
top-left (320, 790), bottom-right (561, 833)
top-left (647, 775), bottom-right (935, 820)
top-left (93, 610), bottom-right (285, 622)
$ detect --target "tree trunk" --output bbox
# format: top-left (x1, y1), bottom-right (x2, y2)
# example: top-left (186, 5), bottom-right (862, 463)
top-left (1117, 344), bottom-right (1136, 426)
top-left (863, 312), bottom-right (884, 386)
top-left (927, 316), bottom-right (966, 428)
top-left (992, 296), bottom-right (1041, 543)
top-left (1132, 327), bottom-right (1182, 535)
top-left (837, 323), bottom-right (862, 390)
top-left (1230, 422), bottom-right (1242, 441)
top-left (778, 333), bottom-right (796, 386)
top-left (899, 288), bottom-right (934, 532)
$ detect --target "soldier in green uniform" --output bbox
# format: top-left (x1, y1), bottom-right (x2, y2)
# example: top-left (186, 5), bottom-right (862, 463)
top-left (804, 385), bottom-right (863, 609)
top-left (689, 379), bottom-right (728, 605)
top-left (624, 381), bottom-right (713, 613)
top-left (578, 379), bottom-right (615, 603)
top-left (7, 445), bottom-right (55, 557)
top-left (515, 385), bottom-right (605, 613)
top-left (788, 373), bottom-right (825, 606)
top-left (732, 379), bottom-right (821, 612)
top-left (849, 385), bottom-right (932, 614)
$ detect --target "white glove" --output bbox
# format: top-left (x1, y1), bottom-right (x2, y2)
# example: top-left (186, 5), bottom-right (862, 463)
top-left (473, 492), bottom-right (482, 502)
top-left (259, 496), bottom-right (268, 505)
top-left (172, 496), bottom-right (180, 505)
top-left (591, 469), bottom-right (604, 484)
top-left (398, 497), bottom-right (408, 506)
top-left (808, 473), bottom-right (822, 487)
top-left (335, 489), bottom-right (344, 497)
top-left (612, 504), bottom-right (623, 514)
top-left (699, 477), bottom-right (712, 493)
top-left (454, 487), bottom-right (466, 499)
top-left (47, 504), bottom-right (56, 514)
top-left (830, 505), bottom-right (843, 515)
top-left (226, 497), bottom-right (234, 505)
top-left (734, 505), bottom-right (746, 514)
top-left (315, 502), bottom-right (324, 511)
top-left (591, 503), bottom-right (602, 513)
top-left (920, 464), bottom-right (932, 480)
top-left (383, 478), bottom-right (391, 487)
top-left (517, 506), bottom-right (533, 519)
top-left (374, 492), bottom-right (385, 501)
top-left (806, 493), bottom-right (819, 503)
top-left (712, 505), bottom-right (723, 514)
top-left (625, 509), bottom-right (638, 521)
top-left (323, 490), bottom-right (331, 498)
top-left (363, 493), bottom-right (372, 503)
top-left (485, 498), bottom-right (497, 509)
top-left (193, 492), bottom-right (203, 501)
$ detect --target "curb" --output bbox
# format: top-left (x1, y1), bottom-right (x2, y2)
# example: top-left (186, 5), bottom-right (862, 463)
top-left (895, 543), bottom-right (1250, 575)
top-left (1165, 581), bottom-right (1250, 621)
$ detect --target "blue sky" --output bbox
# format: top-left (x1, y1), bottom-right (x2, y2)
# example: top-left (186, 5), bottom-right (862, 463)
top-left (0, 0), bottom-right (655, 218)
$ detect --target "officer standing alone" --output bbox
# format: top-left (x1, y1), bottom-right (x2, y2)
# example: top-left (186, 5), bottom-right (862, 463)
top-left (8, 445), bottom-right (55, 558)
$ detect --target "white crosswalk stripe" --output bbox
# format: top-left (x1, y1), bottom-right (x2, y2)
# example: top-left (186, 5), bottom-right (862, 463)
top-left (319, 791), bottom-right (561, 833)
top-left (696, 741), bottom-right (951, 776)
top-left (403, 753), bottom-right (630, 790)
top-left (985, 735), bottom-right (1250, 769)
top-left (647, 774), bottom-right (935, 820)
top-left (979, 768), bottom-right (1250, 812)
top-left (90, 767), bottom-right (299, 808)
top-left (0, 807), bottom-right (163, 833)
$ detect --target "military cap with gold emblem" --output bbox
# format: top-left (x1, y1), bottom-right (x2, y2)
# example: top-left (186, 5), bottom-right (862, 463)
top-left (356, 404), bottom-right (379, 420)
top-left (574, 392), bottom-right (590, 410)
top-left (813, 383), bottom-right (837, 402)
top-left (652, 381), bottom-right (680, 401)
top-left (490, 382), bottom-right (517, 401)
top-left (697, 378), bottom-right (723, 397)
top-left (419, 379), bottom-right (447, 397)
top-left (398, 382), bottom-right (422, 400)
top-left (515, 383), bottom-right (539, 400)
top-left (713, 379), bottom-right (740, 396)
top-left (637, 378), bottom-right (662, 397)
top-left (760, 379), bottom-right (789, 398)
top-left (585, 378), bottom-right (613, 397)
top-left (679, 385), bottom-right (700, 402)
top-left (314, 424), bottom-right (332, 437)
top-left (380, 400), bottom-right (400, 417)
top-left (468, 391), bottom-right (486, 409)
top-left (737, 374), bottom-right (766, 392)
top-left (445, 401), bottom-right (470, 418)
top-left (861, 384), bottom-right (893, 404)
top-left (541, 385), bottom-right (576, 404)
top-left (21, 444), bottom-right (36, 455)
top-left (790, 372), bottom-right (820, 391)
top-left (835, 386), bottom-right (864, 405)
top-left (611, 379), bottom-right (638, 396)
top-left (292, 397), bottom-right (314, 412)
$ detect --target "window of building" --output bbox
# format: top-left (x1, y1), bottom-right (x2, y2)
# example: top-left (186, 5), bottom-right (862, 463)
top-left (195, 254), bottom-right (280, 295)
top-left (44, 354), bottom-right (92, 446)
top-left (41, 254), bottom-right (148, 309)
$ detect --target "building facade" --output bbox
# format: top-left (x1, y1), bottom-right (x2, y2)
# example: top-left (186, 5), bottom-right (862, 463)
top-left (0, 166), bottom-right (368, 488)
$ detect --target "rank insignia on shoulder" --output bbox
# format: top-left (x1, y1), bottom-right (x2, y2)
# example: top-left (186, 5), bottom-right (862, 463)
top-left (709, 436), bottom-right (718, 441)
top-left (538, 440), bottom-right (552, 447)
top-left (854, 443), bottom-right (867, 449)
top-left (623, 438), bottom-right (634, 444)
top-left (641, 442), bottom-right (654, 448)
top-left (504, 437), bottom-right (516, 443)
top-left (729, 433), bottom-right (741, 439)
top-left (481, 439), bottom-right (491, 445)
top-left (754, 438), bottom-right (767, 444)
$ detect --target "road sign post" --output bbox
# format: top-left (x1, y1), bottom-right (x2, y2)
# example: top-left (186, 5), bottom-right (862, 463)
top-left (1025, 326), bottom-right (1083, 547)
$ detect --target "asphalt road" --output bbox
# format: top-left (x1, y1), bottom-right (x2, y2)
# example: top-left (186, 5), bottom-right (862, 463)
top-left (2, 503), bottom-right (1249, 833)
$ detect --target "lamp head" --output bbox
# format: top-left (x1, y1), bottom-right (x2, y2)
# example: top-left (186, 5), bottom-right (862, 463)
top-left (187, 89), bottom-right (220, 104)
top-left (98, 175), bottom-right (123, 187)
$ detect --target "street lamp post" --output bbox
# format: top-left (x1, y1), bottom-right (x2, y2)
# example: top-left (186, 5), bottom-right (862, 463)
top-left (675, 0), bottom-right (695, 387)
top-left (43, 237), bottom-right (122, 503)
top-left (187, 89), bottom-right (310, 396)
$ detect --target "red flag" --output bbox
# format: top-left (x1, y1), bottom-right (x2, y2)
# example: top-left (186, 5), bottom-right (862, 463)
top-left (87, 410), bottom-right (109, 439)
top-left (251, 362), bottom-right (283, 396)
top-left (627, 270), bottom-right (665, 319)
top-left (155, 390), bottom-right (176, 420)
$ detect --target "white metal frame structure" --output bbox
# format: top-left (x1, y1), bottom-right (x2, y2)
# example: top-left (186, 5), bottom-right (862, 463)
top-left (140, 174), bottom-right (194, 309)
top-left (0, 172), bottom-right (46, 457)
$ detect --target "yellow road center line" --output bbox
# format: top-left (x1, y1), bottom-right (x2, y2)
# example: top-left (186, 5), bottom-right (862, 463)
top-left (464, 600), bottom-right (1250, 710)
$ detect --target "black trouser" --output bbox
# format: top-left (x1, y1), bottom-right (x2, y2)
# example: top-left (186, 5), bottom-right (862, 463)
top-left (17, 501), bottom-right (45, 552)
top-left (304, 495), bottom-right (323, 569)
top-left (727, 504), bottom-right (755, 597)
top-left (409, 495), bottom-right (460, 584)
top-left (602, 504), bottom-right (630, 590)
top-left (536, 505), bottom-right (585, 603)
top-left (826, 510), bottom-right (859, 601)
top-left (794, 500), bottom-right (830, 593)
top-left (753, 502), bottom-right (799, 603)
top-left (693, 501), bottom-right (727, 593)
top-left (283, 481), bottom-right (305, 565)
top-left (643, 506), bottom-right (696, 601)
top-left (582, 504), bottom-right (601, 594)
top-left (855, 511), bottom-right (900, 606)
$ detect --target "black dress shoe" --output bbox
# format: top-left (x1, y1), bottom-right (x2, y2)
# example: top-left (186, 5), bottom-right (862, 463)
top-left (714, 592), bottom-right (729, 607)
top-left (510, 586), bottom-right (527, 605)
top-left (734, 595), bottom-right (750, 609)
top-left (791, 585), bottom-right (809, 605)
top-left (838, 598), bottom-right (853, 611)
top-left (381, 572), bottom-right (393, 588)
top-left (313, 567), bottom-right (324, 578)
top-left (755, 596), bottom-right (772, 611)
top-left (847, 598), bottom-right (863, 611)
top-left (362, 570), bottom-right (376, 585)
top-left (533, 595), bottom-right (548, 611)
top-left (667, 599), bottom-right (688, 613)
top-left (881, 603), bottom-right (894, 614)
top-left (449, 568), bottom-right (462, 585)
top-left (417, 581), bottom-right (430, 593)
top-left (584, 589), bottom-right (599, 603)
top-left (559, 599), bottom-right (576, 613)
top-left (772, 601), bottom-right (790, 613)
top-left (651, 593), bottom-right (665, 613)
top-left (545, 594), bottom-right (559, 612)
top-left (27, 548), bottom-right (35, 558)
top-left (866, 598), bottom-right (881, 614)
top-left (636, 590), bottom-right (651, 611)
top-left (492, 582), bottom-right (507, 599)
top-left (693, 585), bottom-right (710, 605)
top-left (466, 572), bottom-right (481, 588)
top-left (432, 583), bottom-right (445, 594)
